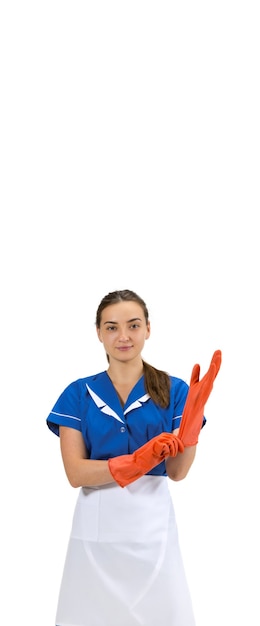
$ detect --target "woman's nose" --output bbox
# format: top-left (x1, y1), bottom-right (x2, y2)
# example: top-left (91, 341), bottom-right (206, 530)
top-left (118, 328), bottom-right (130, 340)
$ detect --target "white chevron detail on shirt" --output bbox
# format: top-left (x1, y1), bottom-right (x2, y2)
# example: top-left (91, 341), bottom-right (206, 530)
top-left (86, 386), bottom-right (150, 423)
top-left (124, 394), bottom-right (150, 415)
top-left (86, 384), bottom-right (125, 423)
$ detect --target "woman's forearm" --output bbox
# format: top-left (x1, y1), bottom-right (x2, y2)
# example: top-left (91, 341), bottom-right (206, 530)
top-left (66, 447), bottom-right (196, 488)
top-left (63, 457), bottom-right (115, 488)
top-left (165, 445), bottom-right (196, 481)
top-left (60, 426), bottom-right (196, 488)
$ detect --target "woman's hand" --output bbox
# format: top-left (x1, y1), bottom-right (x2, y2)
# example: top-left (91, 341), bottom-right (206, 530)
top-left (178, 350), bottom-right (222, 446)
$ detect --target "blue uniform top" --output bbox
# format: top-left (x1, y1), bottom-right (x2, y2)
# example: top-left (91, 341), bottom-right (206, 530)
top-left (46, 371), bottom-right (205, 477)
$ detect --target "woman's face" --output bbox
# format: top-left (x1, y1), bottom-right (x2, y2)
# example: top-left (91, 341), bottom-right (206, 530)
top-left (96, 300), bottom-right (150, 364)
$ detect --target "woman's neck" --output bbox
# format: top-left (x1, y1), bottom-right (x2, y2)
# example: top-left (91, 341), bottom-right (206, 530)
top-left (107, 360), bottom-right (144, 406)
top-left (107, 359), bottom-right (143, 386)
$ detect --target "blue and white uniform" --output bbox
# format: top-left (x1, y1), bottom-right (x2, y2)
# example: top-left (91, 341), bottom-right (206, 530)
top-left (47, 371), bottom-right (201, 626)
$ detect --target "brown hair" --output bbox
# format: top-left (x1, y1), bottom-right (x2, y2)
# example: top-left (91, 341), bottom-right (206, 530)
top-left (96, 289), bottom-right (170, 408)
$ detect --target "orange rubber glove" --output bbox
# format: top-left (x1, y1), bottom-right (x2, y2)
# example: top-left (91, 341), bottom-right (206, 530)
top-left (108, 432), bottom-right (184, 487)
top-left (178, 349), bottom-right (222, 446)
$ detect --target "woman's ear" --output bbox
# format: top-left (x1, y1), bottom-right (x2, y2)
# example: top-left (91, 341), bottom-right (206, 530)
top-left (146, 321), bottom-right (151, 340)
top-left (96, 326), bottom-right (103, 343)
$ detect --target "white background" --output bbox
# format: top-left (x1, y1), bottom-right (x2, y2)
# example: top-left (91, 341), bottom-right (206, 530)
top-left (1, 1), bottom-right (259, 625)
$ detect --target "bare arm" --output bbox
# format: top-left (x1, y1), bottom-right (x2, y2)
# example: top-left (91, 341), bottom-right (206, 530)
top-left (165, 428), bottom-right (196, 481)
top-left (60, 426), bottom-right (195, 488)
top-left (60, 426), bottom-right (115, 488)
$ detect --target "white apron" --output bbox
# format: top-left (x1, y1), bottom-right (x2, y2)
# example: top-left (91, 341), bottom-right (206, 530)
top-left (55, 476), bottom-right (195, 626)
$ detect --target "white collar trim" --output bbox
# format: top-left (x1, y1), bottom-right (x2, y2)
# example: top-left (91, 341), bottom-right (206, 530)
top-left (86, 385), bottom-right (150, 422)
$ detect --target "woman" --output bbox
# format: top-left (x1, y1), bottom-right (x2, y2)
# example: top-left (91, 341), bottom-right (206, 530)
top-left (47, 289), bottom-right (221, 626)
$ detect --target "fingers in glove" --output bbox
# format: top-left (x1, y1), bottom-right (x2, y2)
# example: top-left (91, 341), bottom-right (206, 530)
top-left (200, 351), bottom-right (222, 395)
top-left (168, 435), bottom-right (184, 456)
top-left (153, 439), bottom-right (172, 458)
top-left (189, 363), bottom-right (200, 386)
top-left (211, 349), bottom-right (222, 378)
top-left (154, 434), bottom-right (184, 457)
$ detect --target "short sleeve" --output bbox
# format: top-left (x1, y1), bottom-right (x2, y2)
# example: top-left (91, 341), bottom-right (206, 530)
top-left (46, 380), bottom-right (83, 436)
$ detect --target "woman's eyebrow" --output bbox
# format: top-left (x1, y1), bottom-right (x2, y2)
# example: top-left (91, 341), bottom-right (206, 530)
top-left (127, 317), bottom-right (142, 322)
top-left (104, 317), bottom-right (142, 325)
